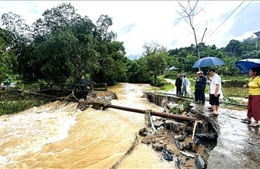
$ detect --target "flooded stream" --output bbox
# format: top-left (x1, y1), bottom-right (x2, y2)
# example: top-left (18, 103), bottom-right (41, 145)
top-left (1, 83), bottom-right (259, 169)
top-left (0, 83), bottom-right (174, 168)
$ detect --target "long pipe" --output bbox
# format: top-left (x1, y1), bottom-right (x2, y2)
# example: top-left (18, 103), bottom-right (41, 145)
top-left (103, 104), bottom-right (197, 122)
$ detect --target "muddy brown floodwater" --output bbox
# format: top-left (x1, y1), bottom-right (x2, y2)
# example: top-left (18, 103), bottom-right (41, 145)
top-left (0, 83), bottom-right (177, 168)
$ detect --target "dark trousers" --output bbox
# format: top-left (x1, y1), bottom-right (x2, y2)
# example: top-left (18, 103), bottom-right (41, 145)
top-left (209, 94), bottom-right (220, 106)
top-left (176, 86), bottom-right (182, 95)
top-left (195, 89), bottom-right (205, 103)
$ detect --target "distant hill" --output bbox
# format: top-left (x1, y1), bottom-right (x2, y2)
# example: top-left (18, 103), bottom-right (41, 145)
top-left (127, 54), bottom-right (141, 60)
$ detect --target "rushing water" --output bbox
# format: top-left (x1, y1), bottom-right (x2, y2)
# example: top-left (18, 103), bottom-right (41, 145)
top-left (0, 83), bottom-right (175, 168)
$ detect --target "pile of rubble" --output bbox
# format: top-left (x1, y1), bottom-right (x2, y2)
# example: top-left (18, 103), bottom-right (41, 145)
top-left (139, 99), bottom-right (217, 169)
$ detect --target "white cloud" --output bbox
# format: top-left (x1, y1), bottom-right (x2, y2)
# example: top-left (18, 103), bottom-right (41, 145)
top-left (0, 1), bottom-right (258, 57)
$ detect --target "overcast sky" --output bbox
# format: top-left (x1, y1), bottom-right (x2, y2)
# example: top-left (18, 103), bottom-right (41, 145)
top-left (1, 1), bottom-right (259, 58)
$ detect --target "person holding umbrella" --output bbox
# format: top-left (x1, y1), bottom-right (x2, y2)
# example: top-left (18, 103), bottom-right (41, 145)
top-left (208, 69), bottom-right (222, 116)
top-left (242, 67), bottom-right (260, 127)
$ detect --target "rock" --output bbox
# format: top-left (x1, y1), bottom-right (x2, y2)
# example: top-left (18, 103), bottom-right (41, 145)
top-left (184, 126), bottom-right (193, 134)
top-left (175, 140), bottom-right (182, 150)
top-left (157, 126), bottom-right (164, 131)
top-left (182, 142), bottom-right (192, 151)
top-left (174, 135), bottom-right (185, 142)
top-left (195, 154), bottom-right (206, 169)
top-left (152, 143), bottom-right (164, 151)
top-left (175, 125), bottom-right (185, 134)
top-left (180, 151), bottom-right (195, 158)
top-left (195, 132), bottom-right (218, 140)
top-left (141, 135), bottom-right (156, 144)
top-left (139, 128), bottom-right (148, 136)
top-left (164, 120), bottom-right (176, 131)
top-left (162, 148), bottom-right (173, 161)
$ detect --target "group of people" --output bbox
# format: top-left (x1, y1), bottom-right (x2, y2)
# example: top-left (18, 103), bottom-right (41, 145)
top-left (175, 73), bottom-right (192, 97)
top-left (175, 68), bottom-right (222, 116)
top-left (175, 67), bottom-right (260, 127)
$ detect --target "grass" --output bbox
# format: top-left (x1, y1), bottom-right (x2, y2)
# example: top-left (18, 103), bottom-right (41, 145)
top-left (0, 89), bottom-right (50, 116)
top-left (0, 99), bottom-right (47, 116)
top-left (160, 83), bottom-right (174, 91)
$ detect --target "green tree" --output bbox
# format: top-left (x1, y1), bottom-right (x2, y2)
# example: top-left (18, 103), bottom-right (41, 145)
top-left (92, 41), bottom-right (128, 85)
top-left (1, 12), bottom-right (31, 57)
top-left (142, 41), bottom-right (168, 86)
top-left (127, 57), bottom-right (152, 83)
top-left (184, 54), bottom-right (197, 72)
top-left (1, 3), bottom-right (128, 85)
top-left (0, 28), bottom-right (16, 81)
top-left (218, 56), bottom-right (240, 76)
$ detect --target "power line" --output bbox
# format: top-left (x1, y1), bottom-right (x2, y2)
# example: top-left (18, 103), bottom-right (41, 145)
top-left (230, 0), bottom-right (253, 21)
top-left (208, 0), bottom-right (253, 40)
top-left (204, 1), bottom-right (245, 41)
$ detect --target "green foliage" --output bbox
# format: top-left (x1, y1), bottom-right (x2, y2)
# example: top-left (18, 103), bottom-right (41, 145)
top-left (0, 28), bottom-right (17, 81)
top-left (168, 43), bottom-right (226, 73)
top-left (160, 83), bottom-right (174, 91)
top-left (222, 96), bottom-right (240, 104)
top-left (1, 3), bottom-right (128, 85)
top-left (141, 41), bottom-right (168, 86)
top-left (169, 100), bottom-right (191, 115)
top-left (150, 78), bottom-right (169, 87)
top-left (0, 90), bottom-right (49, 115)
top-left (164, 71), bottom-right (177, 79)
top-left (0, 99), bottom-right (47, 116)
top-left (127, 57), bottom-right (152, 83)
top-left (1, 2), bottom-right (260, 87)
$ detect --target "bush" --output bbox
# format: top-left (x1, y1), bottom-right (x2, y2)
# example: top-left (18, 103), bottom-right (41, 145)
top-left (150, 78), bottom-right (170, 87)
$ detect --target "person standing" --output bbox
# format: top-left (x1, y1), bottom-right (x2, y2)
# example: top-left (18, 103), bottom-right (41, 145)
top-left (242, 67), bottom-right (260, 127)
top-left (175, 73), bottom-right (182, 95)
top-left (4, 75), bottom-right (12, 87)
top-left (208, 69), bottom-right (222, 116)
top-left (79, 76), bottom-right (87, 91)
top-left (195, 71), bottom-right (207, 104)
top-left (182, 74), bottom-right (191, 97)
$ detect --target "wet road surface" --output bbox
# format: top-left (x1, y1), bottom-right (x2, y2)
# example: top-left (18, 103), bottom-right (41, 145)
top-left (158, 79), bottom-right (260, 168)
top-left (194, 103), bottom-right (260, 169)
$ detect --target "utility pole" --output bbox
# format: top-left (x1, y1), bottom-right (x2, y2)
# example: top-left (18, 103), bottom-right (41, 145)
top-left (201, 28), bottom-right (207, 43)
top-left (198, 28), bottom-right (207, 71)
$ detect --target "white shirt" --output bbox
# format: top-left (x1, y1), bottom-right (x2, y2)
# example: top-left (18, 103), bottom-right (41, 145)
top-left (209, 73), bottom-right (222, 94)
